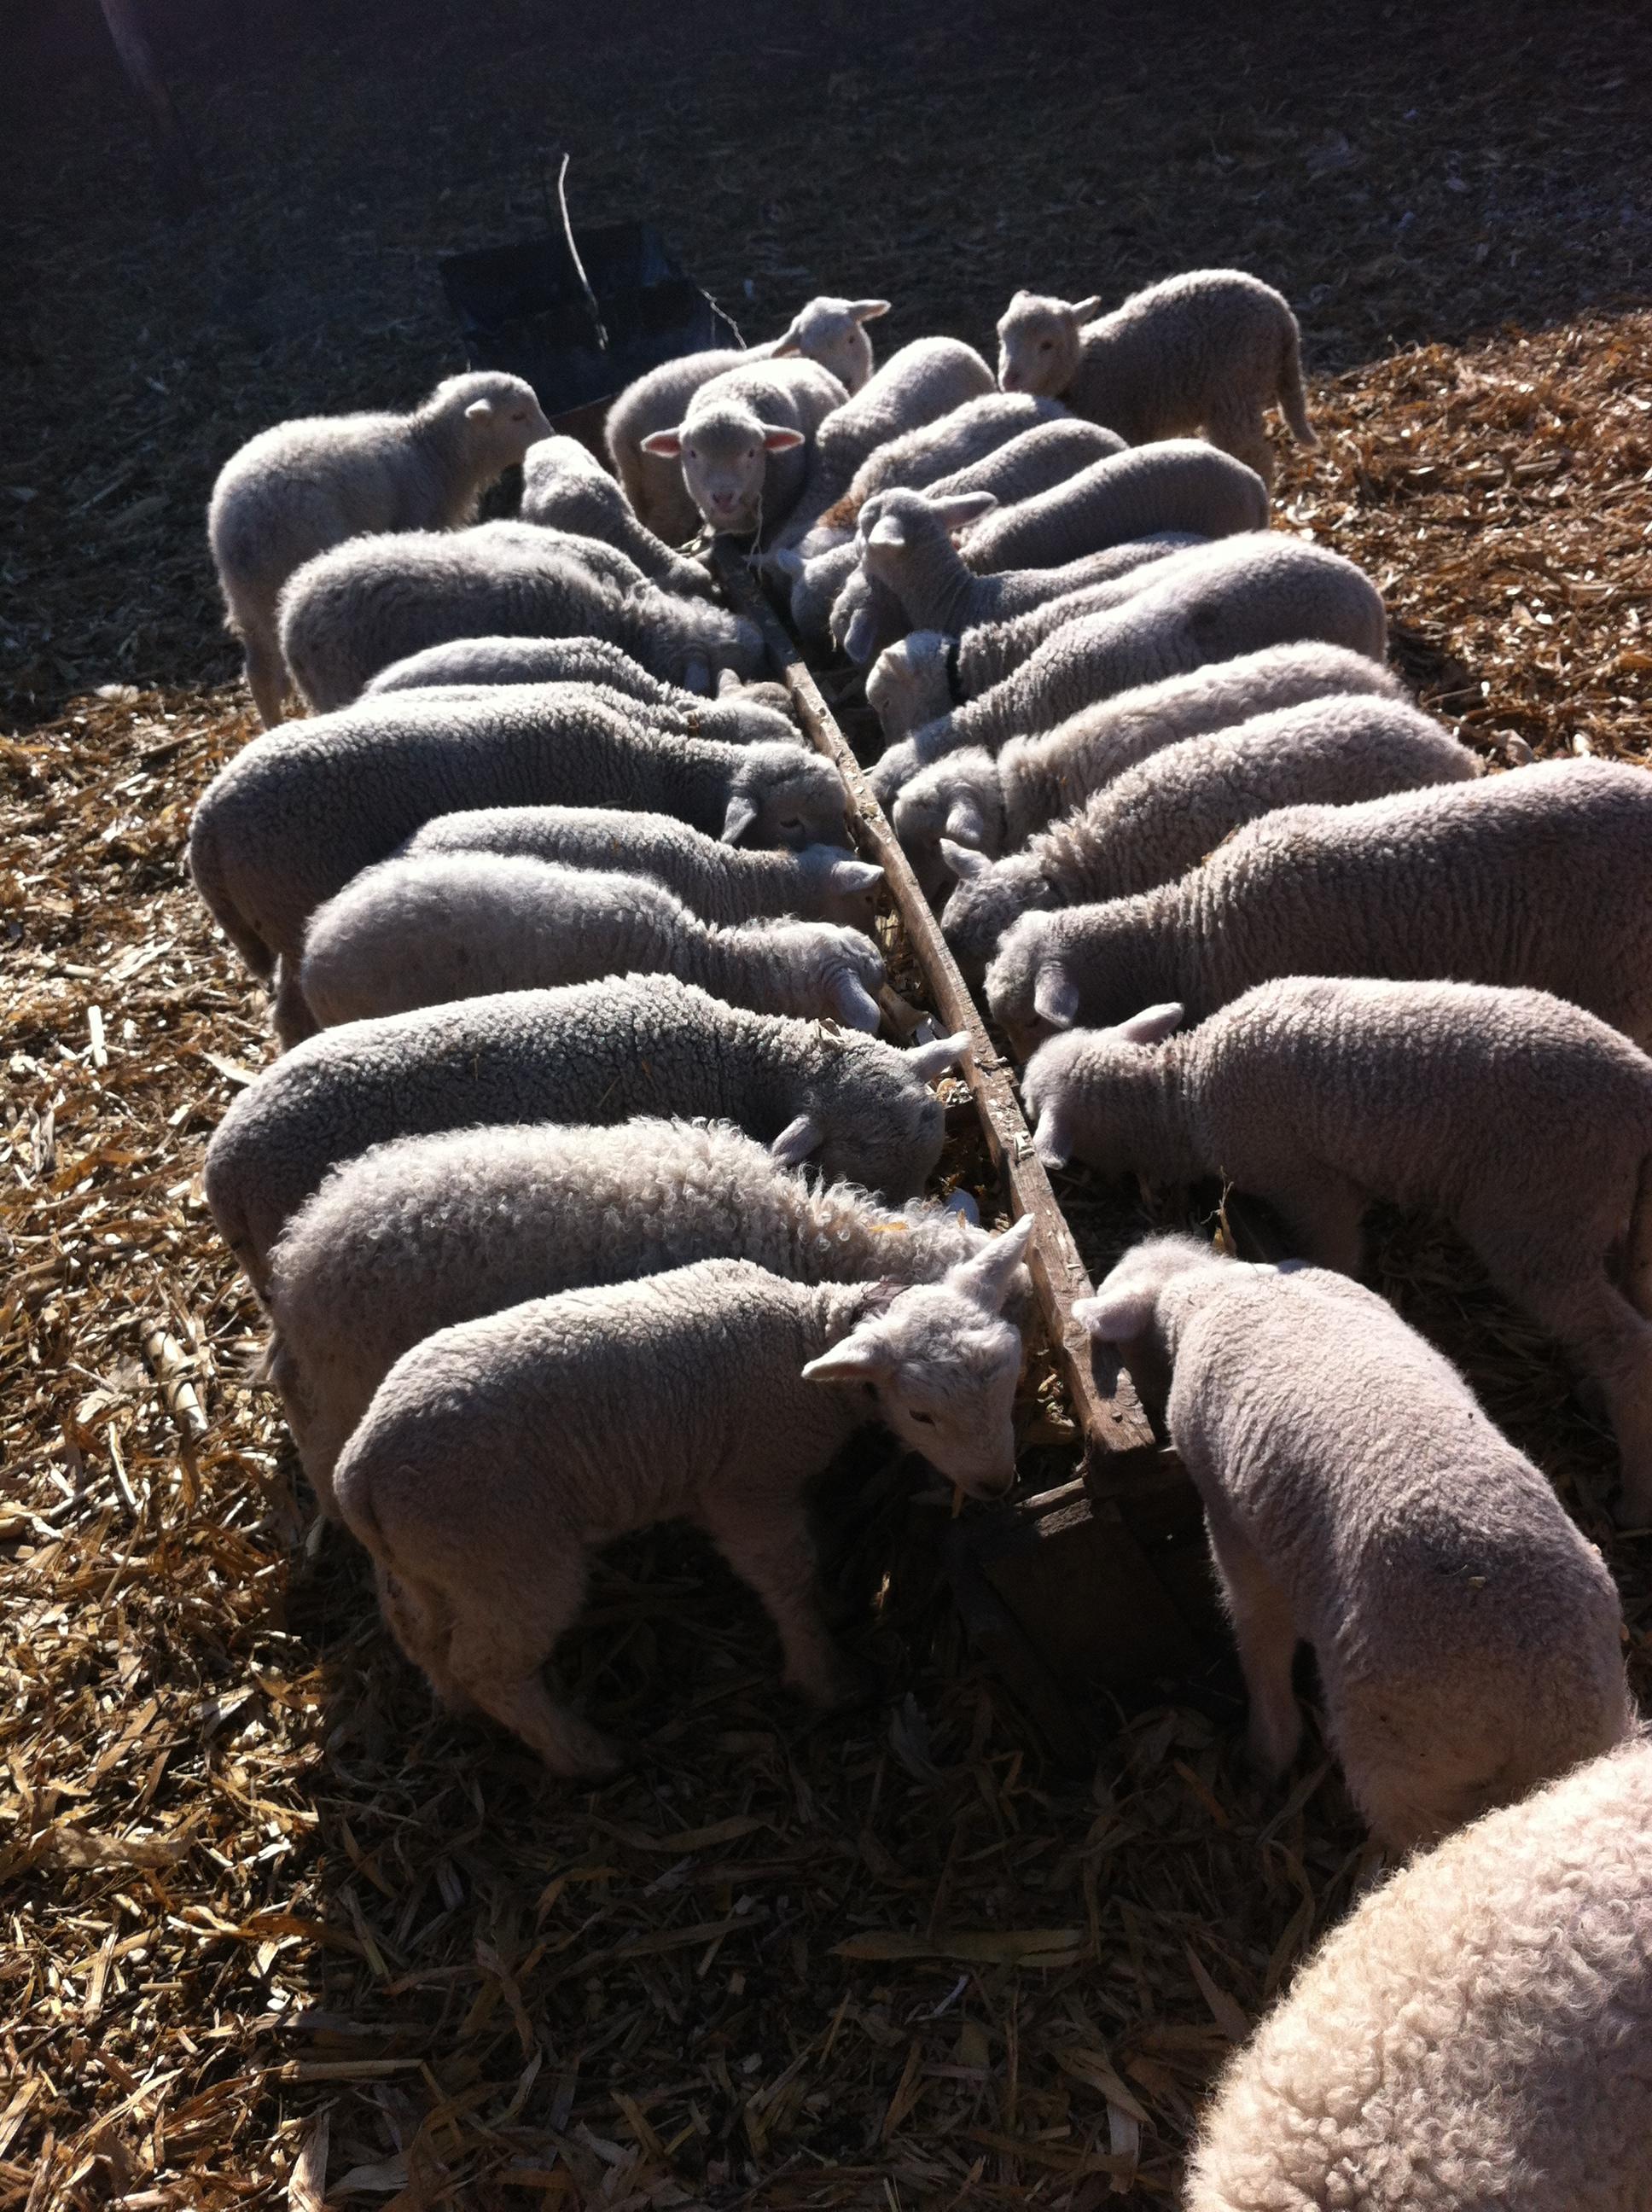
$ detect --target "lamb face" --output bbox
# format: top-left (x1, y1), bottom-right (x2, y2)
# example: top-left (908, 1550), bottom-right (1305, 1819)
top-left (996, 291), bottom-right (1097, 396)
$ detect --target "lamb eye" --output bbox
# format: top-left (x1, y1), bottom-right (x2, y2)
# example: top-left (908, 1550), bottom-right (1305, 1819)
top-left (910, 1412), bottom-right (935, 1426)
top-left (1039, 338), bottom-right (1053, 350)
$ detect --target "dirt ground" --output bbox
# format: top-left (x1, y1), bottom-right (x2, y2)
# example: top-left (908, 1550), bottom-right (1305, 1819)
top-left (4, 2), bottom-right (1652, 2205)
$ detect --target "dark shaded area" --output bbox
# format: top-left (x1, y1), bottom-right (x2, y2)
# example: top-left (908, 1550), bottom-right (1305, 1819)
top-left (5, 0), bottom-right (1649, 715)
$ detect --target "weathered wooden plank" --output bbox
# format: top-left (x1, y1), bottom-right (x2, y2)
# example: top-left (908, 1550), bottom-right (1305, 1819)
top-left (717, 549), bottom-right (1211, 1684)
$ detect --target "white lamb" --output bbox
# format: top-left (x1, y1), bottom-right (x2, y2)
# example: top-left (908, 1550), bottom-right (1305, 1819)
top-left (1184, 1734), bottom-right (1652, 2212)
top-left (868, 533), bottom-right (1387, 804)
top-left (278, 524), bottom-right (765, 708)
top-left (984, 760), bottom-right (1652, 1052)
top-left (606, 298), bottom-right (888, 539)
top-left (771, 337), bottom-right (998, 549)
top-left (402, 806), bottom-right (881, 928)
top-left (637, 358), bottom-right (847, 541)
top-left (267, 1115), bottom-right (1018, 1516)
top-left (206, 370), bottom-right (552, 727)
top-left (805, 391), bottom-right (1074, 541)
top-left (334, 1227), bottom-right (1034, 1773)
top-left (906, 691), bottom-right (1471, 908)
top-left (997, 270), bottom-right (1316, 488)
top-left (1026, 976), bottom-right (1652, 1522)
top-left (299, 853), bottom-right (886, 1032)
top-left (203, 975), bottom-right (969, 1289)
top-left (518, 434), bottom-right (713, 596)
top-left (1076, 1235), bottom-right (1629, 1848)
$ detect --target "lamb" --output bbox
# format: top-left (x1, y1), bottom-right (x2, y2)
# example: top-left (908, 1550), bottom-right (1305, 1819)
top-left (889, 643), bottom-right (1405, 899)
top-left (299, 853), bottom-right (887, 1032)
top-left (607, 298), bottom-right (887, 539)
top-left (1075, 1235), bottom-right (1629, 1848)
top-left (931, 661), bottom-right (1408, 958)
top-left (806, 392), bottom-right (1075, 540)
top-left (997, 270), bottom-right (1316, 489)
top-left (206, 371), bottom-right (552, 727)
top-left (637, 358), bottom-right (848, 541)
top-left (845, 445), bottom-right (1265, 648)
top-left (332, 676), bottom-right (801, 752)
top-left (907, 692), bottom-right (1471, 911)
top-left (188, 687), bottom-right (848, 1044)
top-left (203, 974), bottom-right (969, 1291)
top-left (268, 1115), bottom-right (1017, 1516)
top-left (334, 1226), bottom-right (1034, 1771)
top-left (278, 524), bottom-right (765, 709)
top-left (1026, 977), bottom-right (1652, 1521)
top-left (985, 760), bottom-right (1652, 1052)
top-left (841, 533), bottom-right (1201, 684)
top-left (772, 538), bottom-right (864, 650)
top-left (403, 806), bottom-right (882, 928)
top-left (518, 434), bottom-right (714, 596)
top-left (364, 632), bottom-right (712, 702)
top-left (1184, 1735), bottom-right (1652, 2212)
top-left (771, 338), bottom-right (998, 549)
top-left (868, 533), bottom-right (1387, 802)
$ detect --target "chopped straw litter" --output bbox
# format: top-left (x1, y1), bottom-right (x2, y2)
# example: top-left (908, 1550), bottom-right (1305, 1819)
top-left (5, 2), bottom-right (1652, 2204)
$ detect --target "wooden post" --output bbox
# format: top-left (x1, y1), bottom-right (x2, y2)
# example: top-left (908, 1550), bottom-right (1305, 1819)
top-left (717, 552), bottom-right (1213, 1720)
top-left (99, 0), bottom-right (205, 215)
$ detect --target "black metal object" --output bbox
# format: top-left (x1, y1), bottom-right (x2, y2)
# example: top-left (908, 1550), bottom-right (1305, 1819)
top-left (439, 154), bottom-right (743, 427)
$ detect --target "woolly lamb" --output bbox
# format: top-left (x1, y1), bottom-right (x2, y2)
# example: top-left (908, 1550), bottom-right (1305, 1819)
top-left (403, 806), bottom-right (882, 928)
top-left (364, 632), bottom-right (708, 703)
top-left (1027, 976), bottom-right (1652, 1521)
top-left (188, 688), bottom-right (847, 1044)
top-left (334, 676), bottom-right (800, 752)
top-left (889, 643), bottom-right (1404, 876)
top-left (519, 434), bottom-right (713, 596)
top-left (299, 853), bottom-right (886, 1032)
top-left (1185, 1734), bottom-right (1652, 2212)
top-left (268, 1115), bottom-right (1015, 1515)
top-left (997, 270), bottom-right (1316, 488)
top-left (845, 447), bottom-right (1265, 651)
top-left (928, 645), bottom-right (1406, 955)
top-left (808, 392), bottom-right (1073, 539)
top-left (206, 371), bottom-right (552, 727)
top-left (203, 975), bottom-right (968, 1289)
top-left (1076, 1236), bottom-right (1629, 1848)
top-left (834, 533), bottom-right (1205, 675)
top-left (868, 532), bottom-right (1387, 802)
top-left (771, 338), bottom-right (998, 549)
top-left (335, 1227), bottom-right (1034, 1772)
top-left (278, 525), bottom-right (764, 709)
top-left (638, 358), bottom-right (847, 541)
top-left (985, 760), bottom-right (1652, 1052)
top-left (771, 538), bottom-right (864, 651)
top-left (912, 692), bottom-right (1470, 911)
top-left (607, 299), bottom-right (887, 539)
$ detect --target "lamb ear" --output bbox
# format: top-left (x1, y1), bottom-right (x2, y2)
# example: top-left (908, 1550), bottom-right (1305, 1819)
top-left (771, 547), bottom-right (806, 582)
top-left (929, 491), bottom-right (998, 532)
top-left (1067, 295), bottom-right (1104, 322)
top-left (944, 795), bottom-right (986, 847)
top-left (801, 1327), bottom-right (893, 1386)
top-left (722, 794), bottom-right (760, 844)
top-left (907, 1030), bottom-right (969, 1086)
top-left (1032, 1108), bottom-right (1074, 1169)
top-left (1033, 962), bottom-right (1081, 1028)
top-left (829, 972), bottom-right (883, 1032)
top-left (762, 424), bottom-right (807, 451)
top-left (831, 858), bottom-right (884, 893)
top-left (1073, 1285), bottom-right (1157, 1343)
top-left (1114, 1001), bottom-right (1184, 1047)
top-left (842, 606), bottom-right (881, 665)
top-left (939, 836), bottom-right (992, 881)
top-left (850, 300), bottom-right (891, 323)
top-left (771, 339), bottom-right (804, 359)
top-left (866, 514), bottom-right (906, 550)
top-left (770, 1111), bottom-right (824, 1167)
top-left (953, 1214), bottom-right (1036, 1307)
top-left (464, 397), bottom-right (495, 421)
top-left (640, 428), bottom-right (684, 457)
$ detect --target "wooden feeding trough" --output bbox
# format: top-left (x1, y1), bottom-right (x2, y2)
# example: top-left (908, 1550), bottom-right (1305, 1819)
top-left (715, 553), bottom-right (1221, 1764)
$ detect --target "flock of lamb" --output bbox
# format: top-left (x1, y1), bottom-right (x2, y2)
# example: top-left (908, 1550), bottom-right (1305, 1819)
top-left (186, 271), bottom-right (1651, 2207)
